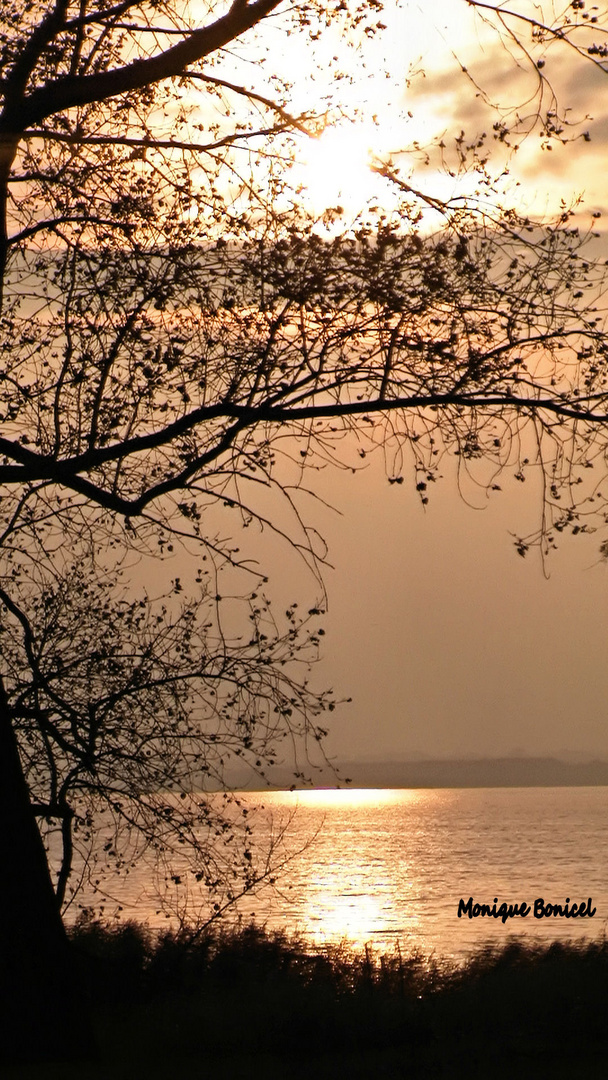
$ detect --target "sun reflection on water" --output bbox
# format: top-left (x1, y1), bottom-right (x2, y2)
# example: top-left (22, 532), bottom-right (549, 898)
top-left (304, 872), bottom-right (395, 946)
top-left (259, 787), bottom-right (431, 950)
top-left (68, 788), bottom-right (608, 962)
top-left (280, 787), bottom-right (416, 808)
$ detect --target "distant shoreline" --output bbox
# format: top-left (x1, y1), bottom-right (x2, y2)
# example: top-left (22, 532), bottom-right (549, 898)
top-left (222, 756), bottom-right (608, 791)
top-left (331, 756), bottom-right (608, 789)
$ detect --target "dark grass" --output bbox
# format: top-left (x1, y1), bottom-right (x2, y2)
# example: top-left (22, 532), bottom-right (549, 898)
top-left (6, 919), bottom-right (608, 1077)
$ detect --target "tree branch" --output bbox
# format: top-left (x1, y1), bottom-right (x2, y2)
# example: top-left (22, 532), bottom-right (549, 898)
top-left (8, 0), bottom-right (284, 130)
top-left (0, 388), bottom-right (607, 515)
top-left (22, 124), bottom-right (296, 156)
top-left (63, 0), bottom-right (139, 32)
top-left (185, 72), bottom-right (321, 136)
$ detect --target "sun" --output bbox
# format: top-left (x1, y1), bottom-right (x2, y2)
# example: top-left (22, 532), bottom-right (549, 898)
top-left (296, 121), bottom-right (388, 216)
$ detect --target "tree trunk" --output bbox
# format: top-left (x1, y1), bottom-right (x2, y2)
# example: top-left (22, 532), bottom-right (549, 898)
top-left (0, 686), bottom-right (95, 1062)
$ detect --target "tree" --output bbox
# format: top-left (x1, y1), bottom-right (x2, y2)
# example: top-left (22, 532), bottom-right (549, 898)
top-left (1, 561), bottom-right (332, 905)
top-left (2, 0), bottom-right (608, 1062)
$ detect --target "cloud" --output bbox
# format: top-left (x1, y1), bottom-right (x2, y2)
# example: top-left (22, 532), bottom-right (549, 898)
top-left (393, 30), bottom-right (608, 216)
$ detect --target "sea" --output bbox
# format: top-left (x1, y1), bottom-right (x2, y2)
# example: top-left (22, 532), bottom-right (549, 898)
top-left (75, 786), bottom-right (608, 963)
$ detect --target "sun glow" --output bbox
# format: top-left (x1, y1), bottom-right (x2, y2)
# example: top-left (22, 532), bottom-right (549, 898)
top-left (295, 122), bottom-right (392, 216)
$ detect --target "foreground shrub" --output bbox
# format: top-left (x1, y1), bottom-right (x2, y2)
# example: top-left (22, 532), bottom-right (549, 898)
top-left (60, 918), bottom-right (608, 1077)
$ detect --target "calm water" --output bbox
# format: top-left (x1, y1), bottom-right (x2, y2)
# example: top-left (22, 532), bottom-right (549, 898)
top-left (80, 787), bottom-right (608, 961)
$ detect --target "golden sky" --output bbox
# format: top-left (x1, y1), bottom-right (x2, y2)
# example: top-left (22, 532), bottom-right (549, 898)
top-left (184, 1), bottom-right (608, 766)
top-left (270, 2), bottom-right (608, 765)
top-left (285, 0), bottom-right (608, 222)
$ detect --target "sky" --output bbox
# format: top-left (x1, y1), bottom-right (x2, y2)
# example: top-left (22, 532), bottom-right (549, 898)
top-left (245, 1), bottom-right (608, 767)
top-left (311, 447), bottom-right (608, 764)
top-left (177, 1), bottom-right (608, 770)
top-left (291, 1), bottom-right (608, 222)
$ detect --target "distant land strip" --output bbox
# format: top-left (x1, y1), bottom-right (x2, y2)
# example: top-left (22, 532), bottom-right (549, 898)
top-left (221, 757), bottom-right (608, 791)
top-left (313, 757), bottom-right (608, 790)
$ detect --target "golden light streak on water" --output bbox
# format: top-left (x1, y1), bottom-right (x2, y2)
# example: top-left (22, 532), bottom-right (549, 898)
top-left (64, 788), bottom-right (608, 961)
top-left (277, 787), bottom-right (414, 808)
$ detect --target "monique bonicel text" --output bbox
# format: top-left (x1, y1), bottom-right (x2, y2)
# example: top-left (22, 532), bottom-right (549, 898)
top-left (457, 897), bottom-right (596, 924)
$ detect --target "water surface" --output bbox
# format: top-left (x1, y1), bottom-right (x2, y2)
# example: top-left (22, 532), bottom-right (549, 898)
top-left (77, 786), bottom-right (608, 961)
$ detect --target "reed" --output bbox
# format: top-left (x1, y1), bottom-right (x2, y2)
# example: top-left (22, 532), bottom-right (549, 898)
top-left (5, 918), bottom-right (608, 1078)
